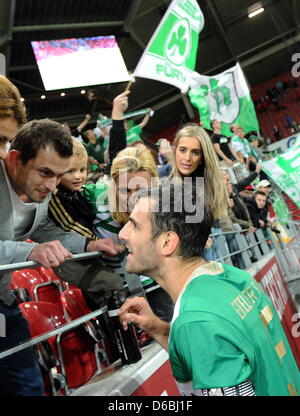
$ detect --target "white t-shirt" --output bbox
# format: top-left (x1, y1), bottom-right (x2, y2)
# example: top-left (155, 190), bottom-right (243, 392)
top-left (230, 135), bottom-right (244, 153)
top-left (1, 161), bottom-right (37, 238)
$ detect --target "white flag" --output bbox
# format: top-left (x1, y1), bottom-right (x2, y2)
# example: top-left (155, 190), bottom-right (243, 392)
top-left (189, 63), bottom-right (260, 136)
top-left (133, 0), bottom-right (204, 93)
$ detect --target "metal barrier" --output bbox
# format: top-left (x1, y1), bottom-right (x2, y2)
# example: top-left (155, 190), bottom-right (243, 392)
top-left (0, 304), bottom-right (107, 361)
top-left (0, 217), bottom-right (300, 394)
top-left (0, 251), bottom-right (150, 359)
top-left (225, 162), bottom-right (250, 184)
top-left (208, 227), bottom-right (271, 267)
top-left (271, 222), bottom-right (300, 278)
top-left (0, 251), bottom-right (106, 273)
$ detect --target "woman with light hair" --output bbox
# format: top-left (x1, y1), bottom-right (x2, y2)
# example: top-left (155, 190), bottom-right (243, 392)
top-left (83, 146), bottom-right (174, 321)
top-left (84, 146), bottom-right (159, 244)
top-left (109, 146), bottom-right (159, 224)
top-left (161, 124), bottom-right (229, 262)
top-left (0, 75), bottom-right (26, 159)
top-left (169, 123), bottom-right (228, 221)
top-left (83, 146), bottom-right (159, 230)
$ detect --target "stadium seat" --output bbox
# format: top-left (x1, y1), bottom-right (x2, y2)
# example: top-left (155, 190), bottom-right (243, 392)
top-left (283, 194), bottom-right (300, 221)
top-left (61, 288), bottom-right (91, 320)
top-left (37, 266), bottom-right (61, 282)
top-left (19, 301), bottom-right (98, 395)
top-left (61, 288), bottom-right (153, 359)
top-left (11, 268), bottom-right (65, 314)
top-left (61, 289), bottom-right (110, 369)
top-left (11, 268), bottom-right (46, 288)
top-left (37, 267), bottom-right (77, 291)
top-left (252, 71), bottom-right (300, 139)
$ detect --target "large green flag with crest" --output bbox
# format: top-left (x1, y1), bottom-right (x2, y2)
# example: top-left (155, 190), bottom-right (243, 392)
top-left (133, 0), bottom-right (204, 93)
top-left (188, 63), bottom-right (259, 136)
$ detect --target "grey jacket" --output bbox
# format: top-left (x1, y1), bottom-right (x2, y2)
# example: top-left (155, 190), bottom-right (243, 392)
top-left (0, 162), bottom-right (87, 305)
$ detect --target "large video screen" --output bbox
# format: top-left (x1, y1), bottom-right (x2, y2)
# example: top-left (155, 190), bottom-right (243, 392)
top-left (31, 35), bottom-right (130, 90)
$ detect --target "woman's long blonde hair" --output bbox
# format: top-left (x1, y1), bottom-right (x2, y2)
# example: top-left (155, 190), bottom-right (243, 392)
top-left (109, 146), bottom-right (159, 224)
top-left (170, 124), bottom-right (228, 220)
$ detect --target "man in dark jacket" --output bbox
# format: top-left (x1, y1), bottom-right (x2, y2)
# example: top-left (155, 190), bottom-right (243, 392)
top-left (245, 191), bottom-right (269, 229)
top-left (221, 171), bottom-right (257, 232)
top-left (229, 165), bottom-right (262, 229)
top-left (239, 185), bottom-right (255, 200)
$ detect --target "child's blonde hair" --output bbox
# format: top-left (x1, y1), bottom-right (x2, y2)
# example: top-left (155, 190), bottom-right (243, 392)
top-left (72, 137), bottom-right (88, 158)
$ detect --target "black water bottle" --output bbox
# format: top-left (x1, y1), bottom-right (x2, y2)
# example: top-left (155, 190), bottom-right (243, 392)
top-left (107, 290), bottom-right (142, 365)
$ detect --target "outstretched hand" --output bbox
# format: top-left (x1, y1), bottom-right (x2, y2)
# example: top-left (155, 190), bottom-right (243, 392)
top-left (87, 238), bottom-right (125, 257)
top-left (112, 91), bottom-right (130, 120)
top-left (118, 296), bottom-right (170, 350)
top-left (27, 241), bottom-right (73, 269)
top-left (118, 296), bottom-right (159, 332)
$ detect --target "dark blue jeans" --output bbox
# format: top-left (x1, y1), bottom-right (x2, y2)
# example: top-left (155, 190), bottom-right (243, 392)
top-left (0, 302), bottom-right (44, 396)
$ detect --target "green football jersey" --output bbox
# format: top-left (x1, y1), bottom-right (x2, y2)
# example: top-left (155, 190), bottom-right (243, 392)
top-left (169, 262), bottom-right (300, 396)
top-left (126, 125), bottom-right (143, 145)
top-left (242, 138), bottom-right (251, 157)
top-left (83, 181), bottom-right (122, 239)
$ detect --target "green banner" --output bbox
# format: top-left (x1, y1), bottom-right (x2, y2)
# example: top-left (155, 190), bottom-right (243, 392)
top-left (272, 195), bottom-right (291, 224)
top-left (133, 0), bottom-right (204, 93)
top-left (262, 141), bottom-right (300, 207)
top-left (188, 64), bottom-right (259, 137)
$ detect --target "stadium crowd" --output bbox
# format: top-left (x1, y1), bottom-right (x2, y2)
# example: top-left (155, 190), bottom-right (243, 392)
top-left (0, 73), bottom-right (298, 397)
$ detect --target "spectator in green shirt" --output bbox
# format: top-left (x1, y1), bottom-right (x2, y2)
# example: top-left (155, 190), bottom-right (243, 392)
top-left (84, 128), bottom-right (105, 168)
top-left (125, 109), bottom-right (153, 145)
top-left (248, 135), bottom-right (264, 163)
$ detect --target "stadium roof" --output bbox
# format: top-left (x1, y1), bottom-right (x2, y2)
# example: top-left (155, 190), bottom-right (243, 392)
top-left (1, 0), bottom-right (299, 138)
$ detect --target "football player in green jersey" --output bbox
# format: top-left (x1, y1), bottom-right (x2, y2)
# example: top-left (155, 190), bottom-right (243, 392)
top-left (118, 183), bottom-right (300, 396)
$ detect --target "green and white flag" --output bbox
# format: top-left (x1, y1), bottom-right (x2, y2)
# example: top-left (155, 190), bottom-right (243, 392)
top-left (188, 63), bottom-right (259, 136)
top-left (262, 141), bottom-right (300, 207)
top-left (133, 0), bottom-right (204, 93)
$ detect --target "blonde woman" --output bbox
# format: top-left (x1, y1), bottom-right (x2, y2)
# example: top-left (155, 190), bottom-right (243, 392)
top-left (84, 146), bottom-right (159, 231)
top-left (168, 124), bottom-right (228, 221)
top-left (83, 146), bottom-right (173, 321)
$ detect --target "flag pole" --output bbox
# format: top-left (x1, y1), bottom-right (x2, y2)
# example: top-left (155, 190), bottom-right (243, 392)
top-left (125, 80), bottom-right (133, 92)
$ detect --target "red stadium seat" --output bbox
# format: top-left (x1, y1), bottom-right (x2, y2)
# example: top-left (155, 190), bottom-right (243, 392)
top-left (20, 301), bottom-right (66, 335)
top-left (61, 288), bottom-right (91, 320)
top-left (11, 268), bottom-right (46, 289)
top-left (11, 269), bottom-right (64, 314)
top-left (37, 266), bottom-right (61, 282)
top-left (37, 267), bottom-right (77, 291)
top-left (61, 289), bottom-right (110, 369)
top-left (19, 301), bottom-right (98, 395)
top-left (252, 70), bottom-right (300, 138)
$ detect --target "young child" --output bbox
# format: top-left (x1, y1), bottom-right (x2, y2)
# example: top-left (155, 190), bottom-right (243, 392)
top-left (48, 138), bottom-right (124, 309)
top-left (49, 138), bottom-right (98, 239)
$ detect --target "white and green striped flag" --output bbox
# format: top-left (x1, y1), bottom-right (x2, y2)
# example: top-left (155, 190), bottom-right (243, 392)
top-left (188, 63), bottom-right (259, 136)
top-left (261, 139), bottom-right (300, 207)
top-left (133, 0), bottom-right (204, 93)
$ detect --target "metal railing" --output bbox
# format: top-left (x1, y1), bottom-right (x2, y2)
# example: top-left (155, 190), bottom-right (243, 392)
top-left (0, 216), bottom-right (299, 393)
top-left (0, 304), bottom-right (107, 361)
top-left (0, 251), bottom-right (103, 273)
